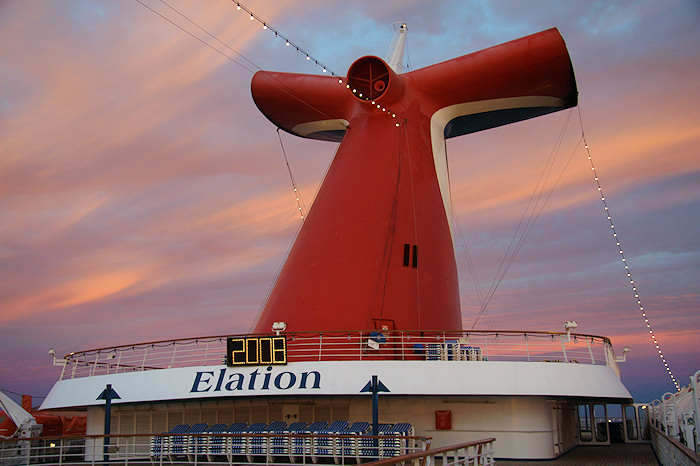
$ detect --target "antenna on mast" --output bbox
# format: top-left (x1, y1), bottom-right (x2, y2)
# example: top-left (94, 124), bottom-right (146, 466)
top-left (385, 22), bottom-right (408, 73)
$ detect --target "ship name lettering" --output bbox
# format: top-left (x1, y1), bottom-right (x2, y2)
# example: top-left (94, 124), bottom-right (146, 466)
top-left (190, 367), bottom-right (321, 393)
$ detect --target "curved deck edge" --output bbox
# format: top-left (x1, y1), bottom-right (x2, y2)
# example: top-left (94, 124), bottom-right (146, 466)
top-left (41, 360), bottom-right (631, 410)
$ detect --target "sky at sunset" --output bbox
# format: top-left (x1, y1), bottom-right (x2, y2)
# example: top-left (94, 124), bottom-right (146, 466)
top-left (1, 0), bottom-right (699, 406)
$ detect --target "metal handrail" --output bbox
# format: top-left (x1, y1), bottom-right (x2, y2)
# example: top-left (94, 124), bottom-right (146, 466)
top-left (364, 437), bottom-right (495, 466)
top-left (54, 329), bottom-right (618, 380)
top-left (0, 431), bottom-right (433, 465)
top-left (62, 329), bottom-right (612, 357)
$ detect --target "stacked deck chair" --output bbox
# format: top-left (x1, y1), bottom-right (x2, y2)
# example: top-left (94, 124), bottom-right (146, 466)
top-left (216, 422), bottom-right (246, 462)
top-left (335, 421), bottom-right (370, 463)
top-left (380, 423), bottom-right (414, 457)
top-left (150, 424), bottom-right (188, 462)
top-left (226, 423), bottom-right (256, 461)
top-left (168, 423), bottom-right (207, 462)
top-left (445, 340), bottom-right (460, 360)
top-left (290, 421), bottom-right (327, 463)
top-left (247, 421), bottom-right (287, 462)
top-left (357, 423), bottom-right (390, 461)
top-left (427, 343), bottom-right (443, 360)
top-left (235, 422), bottom-right (266, 462)
top-left (311, 420), bottom-right (349, 463)
top-left (272, 421), bottom-right (306, 460)
top-left (184, 423), bottom-right (209, 461)
top-left (187, 423), bottom-right (226, 462)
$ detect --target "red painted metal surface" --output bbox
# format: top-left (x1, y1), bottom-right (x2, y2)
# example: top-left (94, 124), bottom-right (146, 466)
top-left (250, 28), bottom-right (577, 334)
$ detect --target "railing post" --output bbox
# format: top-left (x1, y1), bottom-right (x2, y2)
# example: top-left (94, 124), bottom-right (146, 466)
top-left (116, 349), bottom-right (123, 374)
top-left (560, 336), bottom-right (568, 363)
top-left (587, 338), bottom-right (595, 364)
top-left (691, 369), bottom-right (700, 452)
top-left (169, 344), bottom-right (177, 369)
top-left (524, 334), bottom-right (530, 362)
top-left (90, 437), bottom-right (96, 465)
top-left (91, 352), bottom-right (100, 376)
top-left (141, 346), bottom-right (149, 371)
top-left (318, 333), bottom-right (323, 361)
top-left (359, 332), bottom-right (363, 361)
top-left (60, 359), bottom-right (67, 380)
top-left (401, 331), bottom-right (405, 360)
top-left (603, 340), bottom-right (614, 366)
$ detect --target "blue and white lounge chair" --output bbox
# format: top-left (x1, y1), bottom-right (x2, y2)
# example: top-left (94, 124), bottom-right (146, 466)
top-left (312, 420), bottom-right (349, 463)
top-left (169, 423), bottom-right (206, 462)
top-left (222, 422), bottom-right (248, 462)
top-left (381, 422), bottom-right (414, 457)
top-left (290, 421), bottom-right (327, 462)
top-left (151, 424), bottom-right (188, 460)
top-left (357, 423), bottom-right (390, 460)
top-left (337, 421), bottom-right (371, 461)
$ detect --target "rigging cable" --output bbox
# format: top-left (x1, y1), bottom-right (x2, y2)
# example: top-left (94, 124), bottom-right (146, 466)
top-left (137, 1), bottom-right (405, 126)
top-left (137, 0), bottom-right (407, 133)
top-left (276, 128), bottom-right (306, 221)
top-left (136, 0), bottom-right (257, 73)
top-left (0, 388), bottom-right (46, 400)
top-left (160, 0), bottom-right (261, 72)
top-left (577, 108), bottom-right (680, 390)
top-left (470, 109), bottom-right (577, 329)
top-left (246, 139), bottom-right (344, 333)
top-left (402, 119), bottom-right (423, 329)
top-left (450, 201), bottom-right (492, 329)
top-left (376, 124), bottom-right (403, 323)
top-left (446, 140), bottom-right (491, 328)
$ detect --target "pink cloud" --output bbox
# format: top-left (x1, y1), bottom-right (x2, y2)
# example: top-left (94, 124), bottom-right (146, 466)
top-left (0, 0), bottom-right (698, 404)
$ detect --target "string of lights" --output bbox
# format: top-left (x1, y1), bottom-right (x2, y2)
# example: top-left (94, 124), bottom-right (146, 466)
top-left (276, 129), bottom-right (306, 221)
top-left (578, 109), bottom-right (680, 391)
top-left (160, 0), bottom-right (260, 72)
top-left (231, 1), bottom-right (339, 78)
top-left (136, 0), bottom-right (258, 73)
top-left (230, 1), bottom-right (404, 127)
top-left (138, 0), bottom-right (405, 223)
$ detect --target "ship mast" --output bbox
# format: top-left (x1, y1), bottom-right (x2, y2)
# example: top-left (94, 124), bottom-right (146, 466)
top-left (385, 23), bottom-right (407, 73)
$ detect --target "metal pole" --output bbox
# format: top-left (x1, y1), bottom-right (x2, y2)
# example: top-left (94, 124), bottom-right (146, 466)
top-left (103, 384), bottom-right (113, 464)
top-left (372, 375), bottom-right (379, 456)
top-left (692, 370), bottom-right (700, 451)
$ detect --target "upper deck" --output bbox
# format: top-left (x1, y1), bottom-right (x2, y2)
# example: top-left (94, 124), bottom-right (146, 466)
top-left (41, 329), bottom-right (632, 410)
top-left (55, 329), bottom-right (621, 380)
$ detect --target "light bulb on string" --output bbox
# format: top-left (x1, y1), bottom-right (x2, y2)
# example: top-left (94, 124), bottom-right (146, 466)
top-left (581, 122), bottom-right (680, 391)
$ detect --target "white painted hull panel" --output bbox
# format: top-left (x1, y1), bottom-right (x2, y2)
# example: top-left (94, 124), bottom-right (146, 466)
top-left (41, 360), bottom-right (631, 410)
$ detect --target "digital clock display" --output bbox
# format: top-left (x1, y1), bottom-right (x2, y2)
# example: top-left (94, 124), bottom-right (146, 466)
top-left (226, 336), bottom-right (287, 366)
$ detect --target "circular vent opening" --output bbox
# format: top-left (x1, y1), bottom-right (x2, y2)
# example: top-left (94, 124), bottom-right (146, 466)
top-left (348, 56), bottom-right (391, 101)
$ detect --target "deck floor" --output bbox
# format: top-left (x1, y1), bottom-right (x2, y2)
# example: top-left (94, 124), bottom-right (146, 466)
top-left (496, 443), bottom-right (659, 465)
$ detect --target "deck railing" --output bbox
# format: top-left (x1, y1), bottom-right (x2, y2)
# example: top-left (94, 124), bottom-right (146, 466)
top-left (55, 330), bottom-right (618, 380)
top-left (0, 431), bottom-right (431, 465)
top-left (365, 437), bottom-right (495, 466)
